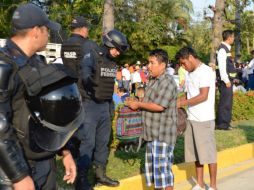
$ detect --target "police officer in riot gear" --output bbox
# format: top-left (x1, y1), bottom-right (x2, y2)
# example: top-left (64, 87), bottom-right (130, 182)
top-left (0, 3), bottom-right (83, 190)
top-left (62, 22), bottom-right (129, 189)
top-left (216, 30), bottom-right (236, 130)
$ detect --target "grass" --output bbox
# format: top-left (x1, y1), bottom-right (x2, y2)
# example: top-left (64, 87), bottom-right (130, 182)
top-left (57, 119), bottom-right (254, 189)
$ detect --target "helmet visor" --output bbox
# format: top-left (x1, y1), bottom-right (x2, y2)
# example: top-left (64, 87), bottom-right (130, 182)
top-left (33, 107), bottom-right (84, 151)
top-left (104, 34), bottom-right (129, 53)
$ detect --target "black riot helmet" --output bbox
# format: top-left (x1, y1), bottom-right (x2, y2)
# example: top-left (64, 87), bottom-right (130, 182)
top-left (102, 29), bottom-right (129, 53)
top-left (26, 80), bottom-right (84, 152)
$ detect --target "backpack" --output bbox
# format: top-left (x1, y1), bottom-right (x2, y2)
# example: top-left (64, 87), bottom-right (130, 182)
top-left (177, 107), bottom-right (188, 136)
top-left (116, 106), bottom-right (143, 152)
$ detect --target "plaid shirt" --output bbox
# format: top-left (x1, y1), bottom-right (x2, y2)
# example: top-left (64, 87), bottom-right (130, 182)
top-left (142, 72), bottom-right (177, 145)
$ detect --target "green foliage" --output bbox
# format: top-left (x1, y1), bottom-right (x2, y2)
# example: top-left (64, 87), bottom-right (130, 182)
top-left (232, 91), bottom-right (254, 121)
top-left (185, 20), bottom-right (212, 63)
top-left (113, 0), bottom-right (194, 63)
top-left (161, 45), bottom-right (181, 61)
top-left (215, 91), bottom-right (254, 122)
top-left (0, 0), bottom-right (27, 38)
top-left (239, 10), bottom-right (254, 60)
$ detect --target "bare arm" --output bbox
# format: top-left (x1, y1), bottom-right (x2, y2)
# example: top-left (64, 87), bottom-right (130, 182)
top-left (178, 87), bottom-right (209, 107)
top-left (126, 101), bottom-right (165, 112)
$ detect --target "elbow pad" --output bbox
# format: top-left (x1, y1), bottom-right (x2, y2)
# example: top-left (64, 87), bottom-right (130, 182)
top-left (0, 61), bottom-right (12, 102)
top-left (0, 113), bottom-right (29, 183)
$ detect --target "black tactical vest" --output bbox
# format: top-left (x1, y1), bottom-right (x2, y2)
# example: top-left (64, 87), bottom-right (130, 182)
top-left (92, 50), bottom-right (116, 102)
top-left (216, 43), bottom-right (237, 81)
top-left (61, 36), bottom-right (86, 99)
top-left (0, 49), bottom-right (77, 160)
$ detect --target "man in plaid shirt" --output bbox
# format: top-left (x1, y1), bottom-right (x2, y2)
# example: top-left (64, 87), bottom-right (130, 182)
top-left (126, 49), bottom-right (177, 190)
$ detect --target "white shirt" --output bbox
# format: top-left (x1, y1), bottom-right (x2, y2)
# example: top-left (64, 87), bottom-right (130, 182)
top-left (167, 67), bottom-right (175, 76)
top-left (131, 71), bottom-right (142, 83)
top-left (217, 42), bottom-right (231, 84)
top-left (185, 64), bottom-right (216, 122)
top-left (122, 68), bottom-right (131, 81)
top-left (247, 59), bottom-right (254, 75)
top-left (242, 66), bottom-right (249, 79)
top-left (233, 84), bottom-right (246, 93)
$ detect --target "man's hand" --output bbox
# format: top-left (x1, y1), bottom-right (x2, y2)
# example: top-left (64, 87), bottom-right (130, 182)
top-left (177, 95), bottom-right (187, 108)
top-left (62, 150), bottom-right (76, 184)
top-left (13, 176), bottom-right (35, 190)
top-left (125, 100), bottom-right (139, 110)
top-left (177, 99), bottom-right (182, 108)
top-left (225, 82), bottom-right (231, 88)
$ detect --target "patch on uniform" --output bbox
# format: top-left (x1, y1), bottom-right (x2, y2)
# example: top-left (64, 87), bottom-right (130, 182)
top-left (64, 51), bottom-right (77, 59)
top-left (100, 67), bottom-right (116, 77)
top-left (12, 11), bottom-right (20, 19)
top-left (83, 53), bottom-right (91, 59)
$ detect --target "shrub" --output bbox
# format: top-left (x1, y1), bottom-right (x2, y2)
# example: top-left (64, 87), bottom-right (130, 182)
top-left (232, 91), bottom-right (254, 121)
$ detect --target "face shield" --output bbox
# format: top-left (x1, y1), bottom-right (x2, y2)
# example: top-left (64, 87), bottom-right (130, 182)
top-left (26, 82), bottom-right (83, 151)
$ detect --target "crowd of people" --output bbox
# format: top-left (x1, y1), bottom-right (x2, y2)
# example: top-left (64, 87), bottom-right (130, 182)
top-left (1, 3), bottom-right (254, 190)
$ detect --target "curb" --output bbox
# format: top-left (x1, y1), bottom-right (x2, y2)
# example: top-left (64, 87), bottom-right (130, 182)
top-left (95, 142), bottom-right (254, 190)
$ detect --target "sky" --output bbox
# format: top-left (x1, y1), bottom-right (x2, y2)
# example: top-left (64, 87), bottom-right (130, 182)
top-left (190, 0), bottom-right (254, 21)
top-left (190, 0), bottom-right (215, 21)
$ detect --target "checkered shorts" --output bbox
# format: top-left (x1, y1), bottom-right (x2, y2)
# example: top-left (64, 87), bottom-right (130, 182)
top-left (145, 140), bottom-right (174, 188)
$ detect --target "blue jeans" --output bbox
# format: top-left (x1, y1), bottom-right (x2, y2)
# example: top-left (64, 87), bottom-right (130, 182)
top-left (116, 80), bottom-right (123, 88)
top-left (247, 74), bottom-right (254, 90)
top-left (122, 80), bottom-right (130, 92)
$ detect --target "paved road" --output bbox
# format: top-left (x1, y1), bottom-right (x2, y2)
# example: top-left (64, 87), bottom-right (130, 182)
top-left (218, 167), bottom-right (254, 190)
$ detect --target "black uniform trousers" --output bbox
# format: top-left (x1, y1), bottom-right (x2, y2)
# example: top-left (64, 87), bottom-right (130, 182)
top-left (74, 100), bottom-right (112, 170)
top-left (217, 81), bottom-right (233, 129)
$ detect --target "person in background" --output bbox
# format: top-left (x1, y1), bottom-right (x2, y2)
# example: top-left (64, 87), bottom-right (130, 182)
top-left (140, 66), bottom-right (148, 87)
top-left (131, 65), bottom-right (142, 94)
top-left (247, 50), bottom-right (254, 90)
top-left (113, 87), bottom-right (130, 107)
top-left (122, 63), bottom-right (131, 92)
top-left (216, 30), bottom-right (236, 130)
top-left (135, 87), bottom-right (145, 102)
top-left (178, 65), bottom-right (187, 89)
top-left (116, 66), bottom-right (123, 88)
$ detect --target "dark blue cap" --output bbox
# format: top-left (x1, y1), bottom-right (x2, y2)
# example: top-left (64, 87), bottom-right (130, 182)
top-left (12, 3), bottom-right (61, 31)
top-left (70, 16), bottom-right (89, 29)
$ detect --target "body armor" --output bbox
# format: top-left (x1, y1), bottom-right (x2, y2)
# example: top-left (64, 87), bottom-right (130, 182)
top-left (92, 50), bottom-right (116, 101)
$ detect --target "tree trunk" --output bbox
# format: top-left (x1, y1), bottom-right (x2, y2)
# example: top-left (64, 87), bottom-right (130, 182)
top-left (253, 36), bottom-right (254, 50)
top-left (103, 0), bottom-right (114, 34)
top-left (210, 0), bottom-right (225, 65)
top-left (235, 0), bottom-right (241, 56)
top-left (246, 37), bottom-right (250, 54)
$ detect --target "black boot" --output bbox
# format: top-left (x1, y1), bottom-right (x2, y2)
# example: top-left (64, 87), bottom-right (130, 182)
top-left (75, 168), bottom-right (94, 190)
top-left (95, 165), bottom-right (120, 187)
